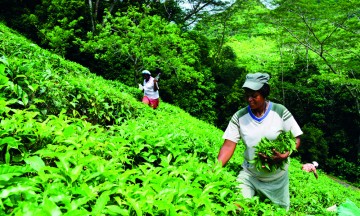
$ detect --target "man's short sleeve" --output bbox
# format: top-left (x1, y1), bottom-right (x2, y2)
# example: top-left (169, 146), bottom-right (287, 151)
top-left (282, 108), bottom-right (303, 137)
top-left (222, 112), bottom-right (241, 143)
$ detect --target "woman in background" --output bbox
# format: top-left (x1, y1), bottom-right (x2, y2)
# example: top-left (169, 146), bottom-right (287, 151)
top-left (139, 70), bottom-right (159, 109)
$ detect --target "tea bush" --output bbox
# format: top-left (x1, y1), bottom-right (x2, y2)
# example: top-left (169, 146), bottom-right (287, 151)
top-left (1, 22), bottom-right (359, 215)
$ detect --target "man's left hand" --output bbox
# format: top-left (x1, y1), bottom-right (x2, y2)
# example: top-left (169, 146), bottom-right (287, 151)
top-left (271, 149), bottom-right (289, 163)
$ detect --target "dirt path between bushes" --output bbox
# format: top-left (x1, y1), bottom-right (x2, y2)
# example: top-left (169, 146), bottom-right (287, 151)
top-left (326, 174), bottom-right (359, 191)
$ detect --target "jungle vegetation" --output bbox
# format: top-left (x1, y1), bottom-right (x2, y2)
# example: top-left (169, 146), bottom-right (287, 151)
top-left (0, 0), bottom-right (359, 212)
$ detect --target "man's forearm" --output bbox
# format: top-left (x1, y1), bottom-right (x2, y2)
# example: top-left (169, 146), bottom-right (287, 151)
top-left (217, 140), bottom-right (236, 167)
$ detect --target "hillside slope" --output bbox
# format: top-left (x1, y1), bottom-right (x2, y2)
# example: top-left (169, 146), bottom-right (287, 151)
top-left (1, 22), bottom-right (359, 215)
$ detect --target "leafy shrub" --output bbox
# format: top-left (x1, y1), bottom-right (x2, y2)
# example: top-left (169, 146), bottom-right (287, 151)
top-left (1, 22), bottom-right (360, 215)
top-left (325, 156), bottom-right (360, 186)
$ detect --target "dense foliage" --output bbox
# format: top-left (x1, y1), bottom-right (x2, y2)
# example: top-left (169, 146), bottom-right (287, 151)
top-left (195, 0), bottom-right (360, 184)
top-left (0, 0), bottom-right (359, 187)
top-left (1, 22), bottom-right (360, 215)
top-left (250, 131), bottom-right (297, 172)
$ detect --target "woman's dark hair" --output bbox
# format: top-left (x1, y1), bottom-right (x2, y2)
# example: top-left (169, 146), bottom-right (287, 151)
top-left (258, 83), bottom-right (270, 98)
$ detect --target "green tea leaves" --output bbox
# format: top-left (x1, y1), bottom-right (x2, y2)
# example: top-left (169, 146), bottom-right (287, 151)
top-left (0, 21), bottom-right (359, 215)
top-left (25, 156), bottom-right (45, 172)
top-left (250, 131), bottom-right (297, 172)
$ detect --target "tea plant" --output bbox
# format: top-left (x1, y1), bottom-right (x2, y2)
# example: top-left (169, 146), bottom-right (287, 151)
top-left (250, 131), bottom-right (297, 172)
top-left (0, 22), bottom-right (360, 215)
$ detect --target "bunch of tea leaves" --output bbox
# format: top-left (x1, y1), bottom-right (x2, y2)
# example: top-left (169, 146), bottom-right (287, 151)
top-left (250, 131), bottom-right (297, 172)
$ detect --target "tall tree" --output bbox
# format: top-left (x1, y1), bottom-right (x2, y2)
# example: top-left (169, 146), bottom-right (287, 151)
top-left (269, 0), bottom-right (360, 102)
top-left (79, 6), bottom-right (217, 123)
top-left (177, 0), bottom-right (234, 28)
top-left (269, 0), bottom-right (360, 159)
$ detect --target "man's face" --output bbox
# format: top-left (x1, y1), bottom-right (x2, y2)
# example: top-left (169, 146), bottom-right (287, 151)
top-left (244, 89), bottom-right (265, 110)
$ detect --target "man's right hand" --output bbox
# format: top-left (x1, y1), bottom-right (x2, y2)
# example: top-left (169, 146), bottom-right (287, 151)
top-left (217, 139), bottom-right (236, 167)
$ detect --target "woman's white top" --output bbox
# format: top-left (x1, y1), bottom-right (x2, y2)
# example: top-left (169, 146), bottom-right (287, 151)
top-left (143, 77), bottom-right (159, 99)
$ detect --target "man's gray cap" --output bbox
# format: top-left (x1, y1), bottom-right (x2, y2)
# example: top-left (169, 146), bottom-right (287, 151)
top-left (242, 73), bottom-right (270, 90)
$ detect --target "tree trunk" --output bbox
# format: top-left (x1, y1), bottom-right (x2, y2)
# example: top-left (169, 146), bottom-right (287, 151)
top-left (88, 0), bottom-right (95, 33)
